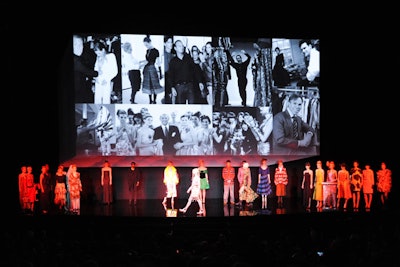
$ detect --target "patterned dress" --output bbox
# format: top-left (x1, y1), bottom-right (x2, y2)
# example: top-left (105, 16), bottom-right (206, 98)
top-left (68, 172), bottom-right (82, 201)
top-left (377, 168), bottom-right (392, 193)
top-left (325, 169), bottom-right (338, 207)
top-left (115, 124), bottom-right (135, 156)
top-left (23, 172), bottom-right (36, 204)
top-left (256, 166), bottom-right (272, 196)
top-left (94, 105), bottom-right (114, 156)
top-left (274, 167), bottom-right (288, 197)
top-left (350, 168), bottom-right (362, 193)
top-left (54, 172), bottom-right (67, 207)
top-left (142, 48), bottom-right (164, 95)
top-left (239, 168), bottom-right (258, 203)
top-left (252, 46), bottom-right (273, 107)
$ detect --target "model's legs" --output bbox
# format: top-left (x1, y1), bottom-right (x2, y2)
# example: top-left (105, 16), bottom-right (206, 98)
top-left (332, 193), bottom-right (337, 208)
top-left (180, 196), bottom-right (193, 213)
top-left (219, 88), bottom-right (225, 107)
top-left (229, 184), bottom-right (235, 204)
top-left (131, 90), bottom-right (136, 103)
top-left (197, 199), bottom-right (203, 214)
top-left (261, 195), bottom-right (265, 209)
top-left (207, 85), bottom-right (212, 104)
top-left (364, 193), bottom-right (369, 208)
top-left (367, 193), bottom-right (373, 208)
top-left (354, 192), bottom-right (360, 209)
top-left (223, 184), bottom-right (228, 204)
top-left (238, 82), bottom-right (247, 106)
top-left (171, 196), bottom-right (175, 209)
top-left (343, 198), bottom-right (348, 209)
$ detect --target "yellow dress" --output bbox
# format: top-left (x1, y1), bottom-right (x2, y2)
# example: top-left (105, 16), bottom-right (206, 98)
top-left (313, 168), bottom-right (324, 201)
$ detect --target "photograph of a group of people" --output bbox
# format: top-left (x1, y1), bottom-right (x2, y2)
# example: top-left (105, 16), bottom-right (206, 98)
top-left (74, 33), bottom-right (320, 157)
top-left (76, 104), bottom-right (272, 157)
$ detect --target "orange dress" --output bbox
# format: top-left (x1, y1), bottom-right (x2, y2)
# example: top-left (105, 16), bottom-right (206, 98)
top-left (377, 169), bottom-right (392, 193)
top-left (337, 169), bottom-right (352, 199)
top-left (313, 168), bottom-right (324, 201)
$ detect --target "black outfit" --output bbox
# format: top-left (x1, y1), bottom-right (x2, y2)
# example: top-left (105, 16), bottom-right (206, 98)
top-left (302, 171), bottom-right (314, 207)
top-left (227, 51), bottom-right (251, 106)
top-left (241, 127), bottom-right (258, 154)
top-left (213, 126), bottom-right (229, 155)
top-left (193, 61), bottom-right (208, 104)
top-left (127, 167), bottom-right (142, 205)
top-left (272, 53), bottom-right (290, 87)
top-left (163, 49), bottom-right (175, 104)
top-left (128, 69), bottom-right (142, 103)
top-left (168, 53), bottom-right (202, 104)
top-left (153, 124), bottom-right (182, 155)
top-left (74, 54), bottom-right (98, 103)
top-left (213, 47), bottom-right (231, 107)
top-left (39, 172), bottom-right (52, 213)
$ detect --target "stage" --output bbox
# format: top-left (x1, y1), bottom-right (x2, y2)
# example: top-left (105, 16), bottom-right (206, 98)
top-left (18, 196), bottom-right (393, 218)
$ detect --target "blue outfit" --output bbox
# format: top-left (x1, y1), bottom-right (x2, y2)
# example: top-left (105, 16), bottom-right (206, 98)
top-left (257, 167), bottom-right (272, 196)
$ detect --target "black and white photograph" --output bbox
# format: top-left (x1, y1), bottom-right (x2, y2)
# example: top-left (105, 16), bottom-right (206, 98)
top-left (212, 106), bottom-right (275, 156)
top-left (75, 103), bottom-right (213, 157)
top-left (75, 104), bottom-right (116, 156)
top-left (70, 35), bottom-right (321, 166)
top-left (74, 34), bottom-right (122, 104)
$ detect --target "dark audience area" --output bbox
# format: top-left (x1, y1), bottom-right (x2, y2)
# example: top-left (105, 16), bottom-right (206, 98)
top-left (4, 211), bottom-right (400, 267)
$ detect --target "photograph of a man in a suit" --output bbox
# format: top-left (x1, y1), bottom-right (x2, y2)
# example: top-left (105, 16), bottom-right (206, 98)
top-left (272, 93), bottom-right (317, 155)
top-left (153, 113), bottom-right (182, 155)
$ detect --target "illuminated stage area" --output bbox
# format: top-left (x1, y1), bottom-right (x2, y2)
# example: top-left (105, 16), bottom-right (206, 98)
top-left (18, 159), bottom-right (397, 218)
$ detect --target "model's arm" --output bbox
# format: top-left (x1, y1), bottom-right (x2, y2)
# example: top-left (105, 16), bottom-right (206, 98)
top-left (310, 171), bottom-right (314, 189)
top-left (110, 168), bottom-right (112, 185)
top-left (248, 171), bottom-right (252, 187)
top-left (74, 56), bottom-right (98, 78)
top-left (40, 173), bottom-right (44, 192)
top-left (306, 49), bottom-right (319, 82)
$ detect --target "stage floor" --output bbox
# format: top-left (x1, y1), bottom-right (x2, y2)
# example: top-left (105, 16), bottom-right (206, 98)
top-left (20, 197), bottom-right (393, 218)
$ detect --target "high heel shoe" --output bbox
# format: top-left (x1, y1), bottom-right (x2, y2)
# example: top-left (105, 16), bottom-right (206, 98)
top-left (197, 210), bottom-right (203, 215)
top-left (179, 208), bottom-right (187, 213)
